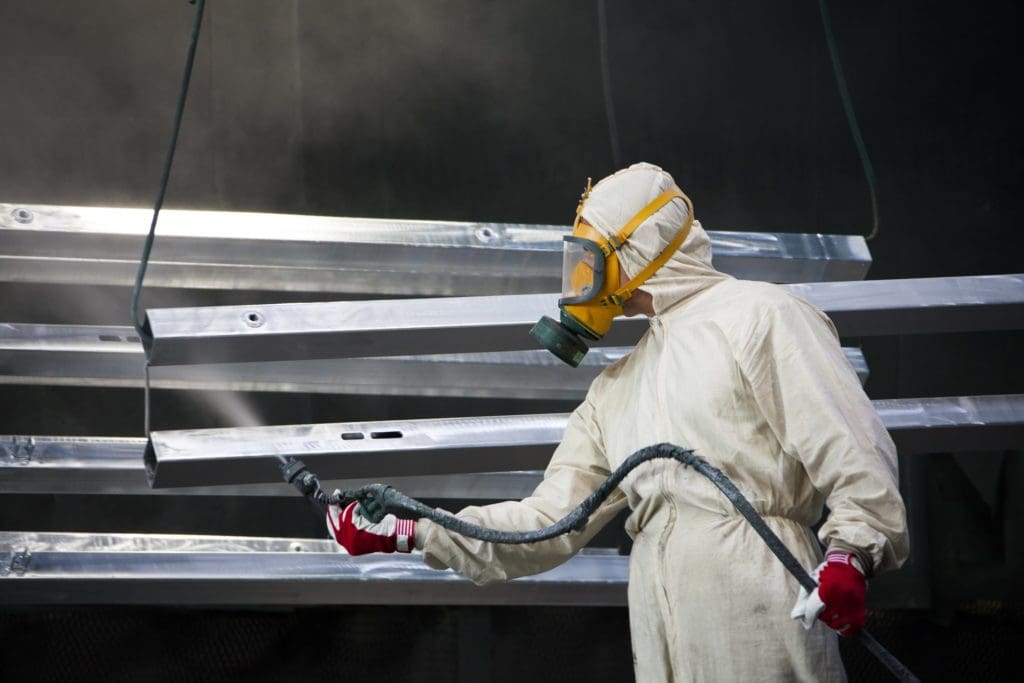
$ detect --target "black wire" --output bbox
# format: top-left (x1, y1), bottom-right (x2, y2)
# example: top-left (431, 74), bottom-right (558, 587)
top-left (130, 0), bottom-right (207, 346)
top-left (818, 0), bottom-right (881, 242)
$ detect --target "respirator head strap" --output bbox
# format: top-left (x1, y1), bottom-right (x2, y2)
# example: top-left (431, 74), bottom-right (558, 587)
top-left (612, 190), bottom-right (694, 303)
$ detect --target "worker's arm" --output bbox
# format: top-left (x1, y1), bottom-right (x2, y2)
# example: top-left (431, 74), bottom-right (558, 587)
top-left (735, 294), bottom-right (909, 575)
top-left (414, 396), bottom-right (628, 585)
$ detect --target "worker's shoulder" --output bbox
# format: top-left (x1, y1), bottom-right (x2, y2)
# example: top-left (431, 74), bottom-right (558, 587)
top-left (581, 361), bottom-right (622, 416)
top-left (701, 278), bottom-right (815, 317)
top-left (584, 338), bottom-right (649, 403)
top-left (680, 279), bottom-right (831, 343)
top-left (592, 346), bottom-right (635, 387)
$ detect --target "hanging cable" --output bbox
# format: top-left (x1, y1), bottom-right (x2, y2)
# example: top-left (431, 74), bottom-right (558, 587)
top-left (130, 0), bottom-right (207, 348)
top-left (818, 0), bottom-right (881, 242)
top-left (597, 0), bottom-right (623, 170)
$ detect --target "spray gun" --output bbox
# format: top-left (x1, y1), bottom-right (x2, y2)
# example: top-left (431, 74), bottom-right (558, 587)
top-left (280, 456), bottom-right (594, 542)
top-left (280, 457), bottom-right (395, 523)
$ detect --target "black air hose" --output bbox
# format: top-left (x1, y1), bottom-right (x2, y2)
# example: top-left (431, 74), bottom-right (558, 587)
top-left (283, 443), bottom-right (919, 682)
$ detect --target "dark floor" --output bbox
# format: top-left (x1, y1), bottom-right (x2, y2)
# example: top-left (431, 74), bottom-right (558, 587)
top-left (0, 603), bottom-right (1017, 682)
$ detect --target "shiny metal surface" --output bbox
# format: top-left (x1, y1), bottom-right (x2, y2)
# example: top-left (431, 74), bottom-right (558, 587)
top-left (5, 395), bottom-right (1019, 494)
top-left (0, 532), bottom-right (628, 606)
top-left (0, 323), bottom-right (870, 396)
top-left (0, 531), bottom-right (338, 554)
top-left (873, 394), bottom-right (1024, 454)
top-left (141, 394), bottom-right (1024, 488)
top-left (788, 273), bottom-right (1024, 336)
top-left (0, 203), bottom-right (871, 295)
top-left (142, 274), bottom-right (1024, 366)
top-left (146, 414), bottom-right (568, 487)
top-left (0, 435), bottom-right (543, 498)
top-left (6, 393), bottom-right (1015, 493)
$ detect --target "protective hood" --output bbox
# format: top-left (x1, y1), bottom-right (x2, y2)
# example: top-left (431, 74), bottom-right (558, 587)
top-left (581, 162), bottom-right (731, 315)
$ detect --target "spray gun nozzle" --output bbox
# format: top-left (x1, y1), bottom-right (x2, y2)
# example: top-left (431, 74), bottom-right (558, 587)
top-left (280, 457), bottom-right (307, 484)
top-left (280, 458), bottom-right (325, 500)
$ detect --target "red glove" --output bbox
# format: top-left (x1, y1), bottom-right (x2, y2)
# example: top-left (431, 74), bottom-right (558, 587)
top-left (326, 501), bottom-right (415, 555)
top-left (791, 551), bottom-right (867, 636)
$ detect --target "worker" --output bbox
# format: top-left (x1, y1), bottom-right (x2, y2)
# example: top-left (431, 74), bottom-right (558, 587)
top-left (326, 163), bottom-right (909, 681)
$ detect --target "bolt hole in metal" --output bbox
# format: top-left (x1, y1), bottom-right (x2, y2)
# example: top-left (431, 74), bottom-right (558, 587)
top-left (243, 311), bottom-right (265, 328)
top-left (339, 431), bottom-right (404, 440)
top-left (12, 208), bottom-right (34, 224)
top-left (474, 226), bottom-right (498, 243)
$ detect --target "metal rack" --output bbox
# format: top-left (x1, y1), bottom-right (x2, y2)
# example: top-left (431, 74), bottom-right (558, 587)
top-left (2, 203), bottom-right (1022, 607)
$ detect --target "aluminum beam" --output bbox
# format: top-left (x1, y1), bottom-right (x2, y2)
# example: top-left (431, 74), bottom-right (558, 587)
top-left (0, 203), bottom-right (871, 295)
top-left (3, 395), bottom-right (1020, 495)
top-left (0, 323), bottom-right (870, 397)
top-left (142, 394), bottom-right (1024, 488)
top-left (0, 435), bottom-right (542, 498)
top-left (0, 531), bottom-right (916, 608)
top-left (0, 532), bottom-right (628, 606)
top-left (142, 274), bottom-right (1024, 366)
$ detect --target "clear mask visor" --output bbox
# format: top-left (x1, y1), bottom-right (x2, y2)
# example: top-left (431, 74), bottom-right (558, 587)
top-left (560, 236), bottom-right (605, 305)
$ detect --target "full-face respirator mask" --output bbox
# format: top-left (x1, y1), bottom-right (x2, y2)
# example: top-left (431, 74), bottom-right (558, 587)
top-left (530, 178), bottom-right (693, 367)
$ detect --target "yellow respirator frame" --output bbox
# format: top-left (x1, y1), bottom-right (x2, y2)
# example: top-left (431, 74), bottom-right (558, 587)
top-left (560, 182), bottom-right (695, 339)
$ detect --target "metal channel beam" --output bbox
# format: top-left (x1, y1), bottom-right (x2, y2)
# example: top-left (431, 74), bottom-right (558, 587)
top-left (3, 395), bottom-right (1021, 495)
top-left (0, 203), bottom-right (871, 295)
top-left (0, 436), bottom-right (542, 498)
top-left (0, 532), bottom-right (628, 606)
top-left (0, 323), bottom-right (870, 397)
top-left (139, 394), bottom-right (1024, 488)
top-left (142, 274), bottom-right (1024, 366)
top-left (0, 531), bottom-right (914, 608)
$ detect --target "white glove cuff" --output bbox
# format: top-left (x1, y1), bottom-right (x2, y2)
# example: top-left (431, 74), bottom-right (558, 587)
top-left (395, 518), bottom-right (415, 553)
top-left (826, 550), bottom-right (865, 575)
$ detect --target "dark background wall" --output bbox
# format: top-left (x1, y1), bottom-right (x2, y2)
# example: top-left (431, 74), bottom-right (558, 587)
top-left (1, 1), bottom-right (1021, 680)
top-left (3, 0), bottom-right (1022, 397)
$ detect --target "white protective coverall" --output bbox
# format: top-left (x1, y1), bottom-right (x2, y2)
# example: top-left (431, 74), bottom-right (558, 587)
top-left (414, 163), bottom-right (909, 682)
